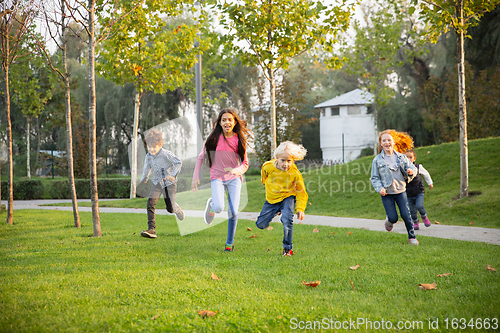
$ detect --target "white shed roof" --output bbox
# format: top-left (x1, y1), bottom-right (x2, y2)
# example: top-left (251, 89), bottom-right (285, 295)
top-left (314, 89), bottom-right (374, 108)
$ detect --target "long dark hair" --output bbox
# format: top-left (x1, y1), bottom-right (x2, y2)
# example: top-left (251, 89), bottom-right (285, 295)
top-left (204, 108), bottom-right (251, 168)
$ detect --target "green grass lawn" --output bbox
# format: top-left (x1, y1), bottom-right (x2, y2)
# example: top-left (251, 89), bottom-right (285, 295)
top-left (0, 210), bottom-right (499, 332)
top-left (70, 137), bottom-right (500, 229)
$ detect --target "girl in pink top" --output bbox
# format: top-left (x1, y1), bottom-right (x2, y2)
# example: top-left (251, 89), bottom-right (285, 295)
top-left (191, 108), bottom-right (251, 252)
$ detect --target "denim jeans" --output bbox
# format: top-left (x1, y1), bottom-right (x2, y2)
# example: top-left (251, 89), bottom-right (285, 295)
top-left (147, 182), bottom-right (177, 224)
top-left (381, 192), bottom-right (415, 239)
top-left (407, 193), bottom-right (427, 221)
top-left (255, 196), bottom-right (295, 250)
top-left (211, 178), bottom-right (242, 246)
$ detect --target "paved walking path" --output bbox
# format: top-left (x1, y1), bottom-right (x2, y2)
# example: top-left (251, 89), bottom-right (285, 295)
top-left (3, 199), bottom-right (499, 246)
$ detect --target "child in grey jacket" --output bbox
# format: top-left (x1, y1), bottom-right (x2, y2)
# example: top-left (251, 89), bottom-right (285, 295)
top-left (140, 129), bottom-right (184, 238)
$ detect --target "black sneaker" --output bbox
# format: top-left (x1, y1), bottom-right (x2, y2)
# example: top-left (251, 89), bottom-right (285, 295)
top-left (141, 229), bottom-right (157, 238)
top-left (174, 204), bottom-right (185, 221)
top-left (204, 198), bottom-right (215, 225)
top-left (282, 249), bottom-right (293, 257)
top-left (224, 244), bottom-right (234, 252)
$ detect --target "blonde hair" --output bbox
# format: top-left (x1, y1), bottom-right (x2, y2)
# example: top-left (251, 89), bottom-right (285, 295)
top-left (378, 129), bottom-right (413, 154)
top-left (274, 141), bottom-right (307, 161)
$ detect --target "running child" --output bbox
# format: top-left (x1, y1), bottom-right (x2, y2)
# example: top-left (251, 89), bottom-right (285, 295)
top-left (405, 149), bottom-right (434, 230)
top-left (255, 141), bottom-right (308, 256)
top-left (191, 108), bottom-right (251, 252)
top-left (370, 130), bottom-right (419, 245)
top-left (140, 129), bottom-right (185, 238)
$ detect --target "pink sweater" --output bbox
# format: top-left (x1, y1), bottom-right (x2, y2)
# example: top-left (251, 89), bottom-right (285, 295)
top-left (193, 134), bottom-right (249, 181)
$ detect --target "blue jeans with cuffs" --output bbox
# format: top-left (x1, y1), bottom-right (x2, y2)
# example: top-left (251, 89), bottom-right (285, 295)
top-left (407, 193), bottom-right (427, 222)
top-left (255, 196), bottom-right (295, 250)
top-left (381, 192), bottom-right (416, 239)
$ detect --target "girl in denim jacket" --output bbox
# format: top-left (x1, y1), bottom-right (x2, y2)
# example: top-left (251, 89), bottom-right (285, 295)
top-left (370, 130), bottom-right (419, 245)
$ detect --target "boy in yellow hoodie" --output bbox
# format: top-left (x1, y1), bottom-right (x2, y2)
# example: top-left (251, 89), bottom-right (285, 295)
top-left (255, 141), bottom-right (308, 256)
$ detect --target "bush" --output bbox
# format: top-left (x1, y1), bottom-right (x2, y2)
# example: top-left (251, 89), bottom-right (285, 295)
top-left (1, 180), bottom-right (44, 200)
top-left (1, 179), bottom-right (131, 200)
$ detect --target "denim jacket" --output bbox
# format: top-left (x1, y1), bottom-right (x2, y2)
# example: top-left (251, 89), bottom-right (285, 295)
top-left (370, 151), bottom-right (417, 194)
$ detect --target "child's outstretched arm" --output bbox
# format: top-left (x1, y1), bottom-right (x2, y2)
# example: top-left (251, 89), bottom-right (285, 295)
top-left (191, 149), bottom-right (205, 192)
top-left (419, 164), bottom-right (434, 189)
top-left (294, 172), bottom-right (308, 214)
top-left (226, 152), bottom-right (249, 176)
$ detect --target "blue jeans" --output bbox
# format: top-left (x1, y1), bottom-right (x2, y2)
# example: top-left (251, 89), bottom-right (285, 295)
top-left (407, 193), bottom-right (427, 222)
top-left (255, 196), bottom-right (295, 250)
top-left (381, 192), bottom-right (415, 239)
top-left (211, 178), bottom-right (242, 246)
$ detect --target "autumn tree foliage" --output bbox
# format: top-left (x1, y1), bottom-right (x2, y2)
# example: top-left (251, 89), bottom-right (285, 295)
top-left (97, 0), bottom-right (203, 198)
top-left (216, 0), bottom-right (354, 155)
top-left (414, 0), bottom-right (500, 198)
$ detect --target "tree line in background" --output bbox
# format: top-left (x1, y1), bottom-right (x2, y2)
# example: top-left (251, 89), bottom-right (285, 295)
top-left (1, 0), bottom-right (499, 229)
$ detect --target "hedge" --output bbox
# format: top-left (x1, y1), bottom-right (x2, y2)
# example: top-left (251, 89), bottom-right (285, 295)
top-left (0, 180), bottom-right (44, 200)
top-left (1, 179), bottom-right (130, 200)
top-left (1, 178), bottom-right (190, 200)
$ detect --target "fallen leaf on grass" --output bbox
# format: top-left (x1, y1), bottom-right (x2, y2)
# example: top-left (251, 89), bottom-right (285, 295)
top-left (309, 202), bottom-right (312, 205)
top-left (419, 283), bottom-right (437, 290)
top-left (152, 314), bottom-right (160, 320)
top-left (267, 226), bottom-right (273, 230)
top-left (267, 248), bottom-right (270, 252)
top-left (487, 265), bottom-right (496, 272)
top-left (349, 264), bottom-right (360, 270)
top-left (198, 310), bottom-right (217, 318)
top-left (302, 281), bottom-right (321, 287)
top-left (125, 242), bottom-right (129, 244)
top-left (330, 232), bottom-right (335, 235)
top-left (211, 272), bottom-right (221, 280)
top-left (313, 228), bottom-right (319, 233)
top-left (249, 234), bottom-right (258, 238)
top-left (434, 221), bottom-right (440, 224)
top-left (299, 222), bottom-right (303, 225)
top-left (351, 280), bottom-right (355, 291)
top-left (437, 273), bottom-right (452, 277)
top-left (469, 221), bottom-right (474, 225)
top-left (348, 232), bottom-right (351, 235)
top-left (247, 227), bottom-right (252, 231)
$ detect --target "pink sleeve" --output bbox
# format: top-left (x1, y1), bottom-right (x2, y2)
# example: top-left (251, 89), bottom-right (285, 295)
top-left (192, 149), bottom-right (205, 181)
top-left (231, 152), bottom-right (249, 176)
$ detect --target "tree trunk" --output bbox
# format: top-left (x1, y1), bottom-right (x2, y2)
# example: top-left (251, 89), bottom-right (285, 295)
top-left (373, 104), bottom-right (378, 155)
top-left (268, 67), bottom-right (277, 155)
top-left (36, 116), bottom-right (41, 168)
top-left (88, 0), bottom-right (101, 236)
top-left (4, 60), bottom-right (13, 225)
top-left (62, 0), bottom-right (81, 227)
top-left (457, 1), bottom-right (468, 199)
top-left (130, 89), bottom-right (140, 199)
top-left (27, 115), bottom-right (31, 179)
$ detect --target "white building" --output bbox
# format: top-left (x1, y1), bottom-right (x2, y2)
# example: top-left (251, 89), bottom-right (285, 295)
top-left (314, 89), bottom-right (375, 162)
